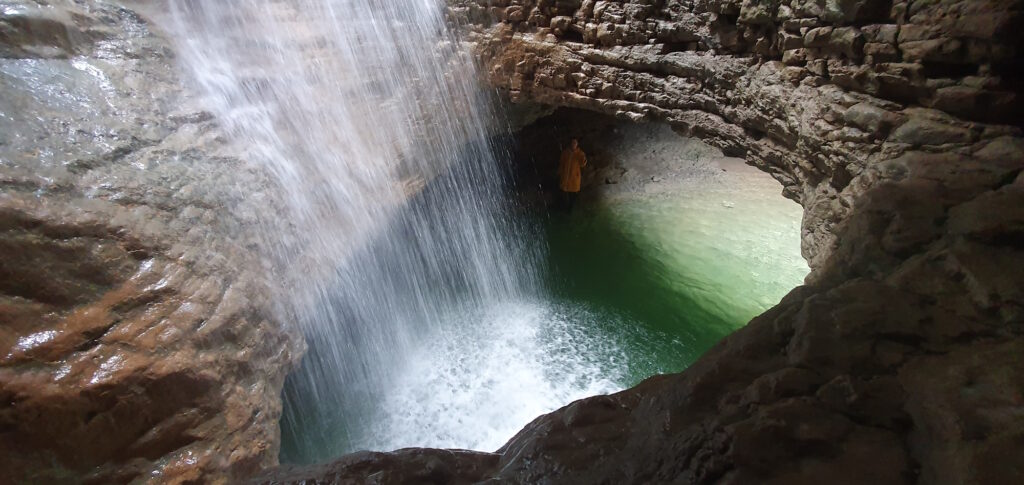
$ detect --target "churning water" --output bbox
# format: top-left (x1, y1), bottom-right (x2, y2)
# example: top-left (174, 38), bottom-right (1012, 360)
top-left (162, 0), bottom-right (807, 465)
top-left (162, 0), bottom-right (629, 462)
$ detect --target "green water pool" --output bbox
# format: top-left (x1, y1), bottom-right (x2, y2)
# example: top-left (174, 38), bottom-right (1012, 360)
top-left (280, 160), bottom-right (808, 461)
top-left (539, 165), bottom-right (808, 385)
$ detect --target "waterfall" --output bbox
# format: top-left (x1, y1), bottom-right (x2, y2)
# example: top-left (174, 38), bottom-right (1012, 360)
top-left (161, 0), bottom-right (622, 462)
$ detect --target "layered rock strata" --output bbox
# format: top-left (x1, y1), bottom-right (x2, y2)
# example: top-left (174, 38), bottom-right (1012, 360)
top-left (269, 0), bottom-right (1024, 483)
top-left (452, 0), bottom-right (1023, 273)
top-left (1, 2), bottom-right (302, 483)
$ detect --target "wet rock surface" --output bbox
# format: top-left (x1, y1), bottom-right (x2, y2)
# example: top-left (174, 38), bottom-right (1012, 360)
top-left (273, 0), bottom-right (1024, 483)
top-left (450, 0), bottom-right (1023, 274)
top-left (252, 449), bottom-right (500, 485)
top-left (1, 1), bottom-right (302, 483)
top-left (3, 0), bottom-right (1022, 483)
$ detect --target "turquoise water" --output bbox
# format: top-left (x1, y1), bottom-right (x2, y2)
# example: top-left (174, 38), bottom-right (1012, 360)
top-left (280, 160), bottom-right (808, 462)
top-left (542, 165), bottom-right (808, 384)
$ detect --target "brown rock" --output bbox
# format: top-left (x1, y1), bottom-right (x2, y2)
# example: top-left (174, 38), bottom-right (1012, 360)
top-left (890, 117), bottom-right (973, 146)
top-left (842, 102), bottom-right (903, 137)
top-left (739, 0), bottom-right (779, 26)
top-left (0, 2), bottom-right (302, 483)
top-left (803, 26), bottom-right (833, 48)
top-left (929, 86), bottom-right (1020, 124)
top-left (252, 449), bottom-right (500, 485)
top-left (900, 340), bottom-right (1024, 485)
top-left (829, 26), bottom-right (865, 58)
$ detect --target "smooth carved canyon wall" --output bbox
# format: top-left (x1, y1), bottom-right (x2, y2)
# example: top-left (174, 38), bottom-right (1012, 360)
top-left (2, 0), bottom-right (1023, 484)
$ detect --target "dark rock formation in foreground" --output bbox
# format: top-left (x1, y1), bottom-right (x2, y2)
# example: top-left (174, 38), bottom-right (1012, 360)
top-left (266, 0), bottom-right (1024, 483)
top-left (0, 2), bottom-right (302, 483)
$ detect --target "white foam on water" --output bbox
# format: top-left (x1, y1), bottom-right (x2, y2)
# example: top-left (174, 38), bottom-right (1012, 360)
top-left (160, 0), bottom-right (548, 461)
top-left (359, 300), bottom-right (628, 452)
top-left (158, 0), bottom-right (805, 463)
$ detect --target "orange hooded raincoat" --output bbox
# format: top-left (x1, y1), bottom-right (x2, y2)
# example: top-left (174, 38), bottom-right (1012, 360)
top-left (558, 146), bottom-right (588, 193)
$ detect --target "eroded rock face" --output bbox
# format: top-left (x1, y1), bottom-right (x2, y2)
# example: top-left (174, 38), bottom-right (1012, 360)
top-left (451, 0), bottom-right (1022, 274)
top-left (0, 1), bottom-right (302, 483)
top-left (255, 449), bottom-right (500, 485)
top-left (268, 0), bottom-right (1024, 483)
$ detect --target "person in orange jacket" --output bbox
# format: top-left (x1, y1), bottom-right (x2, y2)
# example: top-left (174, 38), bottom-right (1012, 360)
top-left (557, 138), bottom-right (587, 211)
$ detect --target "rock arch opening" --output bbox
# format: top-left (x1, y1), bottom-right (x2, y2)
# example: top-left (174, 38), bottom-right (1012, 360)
top-left (512, 107), bottom-right (809, 366)
top-left (276, 106), bottom-right (811, 464)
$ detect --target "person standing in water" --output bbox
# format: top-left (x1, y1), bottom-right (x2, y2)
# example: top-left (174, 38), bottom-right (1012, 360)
top-left (557, 138), bottom-right (588, 211)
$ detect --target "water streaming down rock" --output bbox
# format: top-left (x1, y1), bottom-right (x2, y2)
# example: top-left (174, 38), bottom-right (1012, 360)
top-left (162, 0), bottom-right (628, 463)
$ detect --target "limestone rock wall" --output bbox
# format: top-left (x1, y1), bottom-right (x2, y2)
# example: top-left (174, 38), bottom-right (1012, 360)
top-left (265, 1), bottom-right (1024, 483)
top-left (445, 1), bottom-right (1023, 483)
top-left (449, 0), bottom-right (1022, 274)
top-left (0, 2), bottom-right (302, 483)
